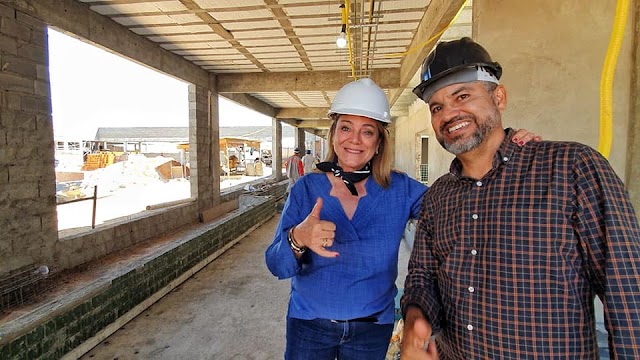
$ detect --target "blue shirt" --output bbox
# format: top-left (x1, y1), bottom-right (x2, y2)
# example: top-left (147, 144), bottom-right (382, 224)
top-left (266, 171), bottom-right (427, 324)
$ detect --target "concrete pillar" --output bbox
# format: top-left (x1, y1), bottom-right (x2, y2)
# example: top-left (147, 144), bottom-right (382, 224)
top-left (189, 83), bottom-right (219, 210)
top-left (0, 4), bottom-right (58, 275)
top-left (626, 1), bottom-right (640, 217)
top-left (296, 127), bottom-right (305, 153)
top-left (388, 120), bottom-right (396, 169)
top-left (273, 118), bottom-right (283, 180)
top-left (209, 75), bottom-right (221, 204)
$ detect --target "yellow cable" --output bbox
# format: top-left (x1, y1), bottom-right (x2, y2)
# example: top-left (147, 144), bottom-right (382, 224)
top-left (598, 0), bottom-right (629, 158)
top-left (384, 0), bottom-right (467, 58)
top-left (344, 0), bottom-right (357, 80)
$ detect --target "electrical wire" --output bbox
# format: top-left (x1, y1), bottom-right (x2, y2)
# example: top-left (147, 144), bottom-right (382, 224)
top-left (343, 0), bottom-right (357, 80)
top-left (384, 0), bottom-right (467, 58)
top-left (598, 0), bottom-right (629, 158)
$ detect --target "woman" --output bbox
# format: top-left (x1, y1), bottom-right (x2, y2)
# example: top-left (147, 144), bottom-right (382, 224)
top-left (265, 78), bottom-right (536, 359)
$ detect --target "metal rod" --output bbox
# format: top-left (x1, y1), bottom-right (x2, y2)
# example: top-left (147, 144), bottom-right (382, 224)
top-left (91, 185), bottom-right (97, 229)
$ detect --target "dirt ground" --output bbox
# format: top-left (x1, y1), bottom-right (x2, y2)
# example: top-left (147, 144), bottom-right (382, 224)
top-left (57, 165), bottom-right (275, 233)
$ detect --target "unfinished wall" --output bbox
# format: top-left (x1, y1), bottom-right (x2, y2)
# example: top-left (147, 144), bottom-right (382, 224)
top-left (396, 100), bottom-right (454, 186)
top-left (627, 2), bottom-right (640, 213)
top-left (392, 0), bottom-right (638, 199)
top-left (475, 0), bottom-right (635, 180)
top-left (0, 0), bottom-right (219, 277)
top-left (0, 195), bottom-right (280, 360)
top-left (0, 3), bottom-right (58, 274)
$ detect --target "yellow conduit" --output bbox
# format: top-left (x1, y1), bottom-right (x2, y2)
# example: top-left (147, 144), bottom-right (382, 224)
top-left (343, 0), bottom-right (357, 80)
top-left (384, 0), bottom-right (467, 59)
top-left (599, 0), bottom-right (630, 158)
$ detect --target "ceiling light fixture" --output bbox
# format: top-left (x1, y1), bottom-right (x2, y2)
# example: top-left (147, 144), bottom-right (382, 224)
top-left (336, 26), bottom-right (347, 48)
top-left (336, 4), bottom-right (347, 48)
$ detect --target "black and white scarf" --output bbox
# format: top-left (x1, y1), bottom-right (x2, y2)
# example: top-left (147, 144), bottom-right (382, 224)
top-left (316, 160), bottom-right (371, 196)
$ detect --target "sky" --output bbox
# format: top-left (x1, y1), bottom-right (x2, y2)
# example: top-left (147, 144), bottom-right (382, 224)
top-left (48, 29), bottom-right (272, 140)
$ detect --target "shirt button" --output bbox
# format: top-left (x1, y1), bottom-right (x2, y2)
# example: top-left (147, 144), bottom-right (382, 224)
top-left (503, 156), bottom-right (509, 162)
top-left (468, 286), bottom-right (475, 293)
top-left (471, 249), bottom-right (478, 255)
top-left (472, 214), bottom-right (478, 220)
top-left (467, 324), bottom-right (474, 331)
top-left (476, 181), bottom-right (483, 187)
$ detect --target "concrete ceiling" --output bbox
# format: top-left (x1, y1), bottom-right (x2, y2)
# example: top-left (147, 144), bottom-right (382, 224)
top-left (78, 0), bottom-right (472, 133)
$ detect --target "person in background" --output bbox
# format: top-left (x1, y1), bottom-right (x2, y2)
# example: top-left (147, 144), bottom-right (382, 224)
top-left (266, 77), bottom-right (541, 360)
top-left (401, 37), bottom-right (640, 359)
top-left (285, 147), bottom-right (304, 194)
top-left (302, 149), bottom-right (315, 175)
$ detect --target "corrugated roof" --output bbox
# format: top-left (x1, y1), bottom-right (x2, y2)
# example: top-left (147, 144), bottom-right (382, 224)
top-left (94, 126), bottom-right (295, 142)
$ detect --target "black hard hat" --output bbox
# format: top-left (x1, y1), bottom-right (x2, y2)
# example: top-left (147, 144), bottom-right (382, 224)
top-left (413, 37), bottom-right (502, 102)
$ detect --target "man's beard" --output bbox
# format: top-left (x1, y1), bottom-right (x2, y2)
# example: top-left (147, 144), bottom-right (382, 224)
top-left (437, 110), bottom-right (501, 155)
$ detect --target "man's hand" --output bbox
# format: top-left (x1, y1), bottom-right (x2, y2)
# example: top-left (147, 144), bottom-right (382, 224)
top-left (401, 306), bottom-right (439, 359)
top-left (293, 198), bottom-right (338, 257)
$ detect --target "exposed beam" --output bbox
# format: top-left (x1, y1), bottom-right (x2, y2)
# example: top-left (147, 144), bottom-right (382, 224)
top-left (276, 107), bottom-right (329, 120)
top-left (220, 93), bottom-right (276, 118)
top-left (388, 0), bottom-right (467, 106)
top-left (280, 119), bottom-right (333, 129)
top-left (178, 0), bottom-right (267, 71)
top-left (8, 0), bottom-right (209, 87)
top-left (309, 129), bottom-right (329, 138)
top-left (217, 69), bottom-right (401, 93)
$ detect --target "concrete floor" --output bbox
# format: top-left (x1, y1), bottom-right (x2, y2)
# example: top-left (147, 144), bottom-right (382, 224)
top-left (78, 214), bottom-right (413, 360)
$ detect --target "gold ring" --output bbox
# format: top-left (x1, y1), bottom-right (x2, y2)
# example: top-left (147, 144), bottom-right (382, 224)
top-left (322, 238), bottom-right (328, 247)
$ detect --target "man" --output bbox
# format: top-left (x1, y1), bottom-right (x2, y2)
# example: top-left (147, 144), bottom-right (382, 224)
top-left (401, 37), bottom-right (640, 359)
top-left (285, 147), bottom-right (304, 193)
top-left (302, 149), bottom-right (315, 175)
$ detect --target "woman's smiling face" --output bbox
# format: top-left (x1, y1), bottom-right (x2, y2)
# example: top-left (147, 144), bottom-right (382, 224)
top-left (333, 114), bottom-right (381, 172)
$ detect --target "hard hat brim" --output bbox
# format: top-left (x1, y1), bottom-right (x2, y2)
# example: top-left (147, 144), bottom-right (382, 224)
top-left (413, 62), bottom-right (501, 103)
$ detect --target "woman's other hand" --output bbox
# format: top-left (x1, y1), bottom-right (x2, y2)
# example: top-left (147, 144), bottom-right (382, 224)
top-left (512, 128), bottom-right (542, 146)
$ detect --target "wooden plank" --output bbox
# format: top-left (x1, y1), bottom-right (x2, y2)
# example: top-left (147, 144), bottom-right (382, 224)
top-left (199, 199), bottom-right (239, 223)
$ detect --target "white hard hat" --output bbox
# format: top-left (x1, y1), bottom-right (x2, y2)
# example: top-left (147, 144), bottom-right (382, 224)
top-left (328, 78), bottom-right (391, 123)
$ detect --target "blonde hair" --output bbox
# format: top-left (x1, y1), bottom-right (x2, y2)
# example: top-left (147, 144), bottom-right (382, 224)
top-left (324, 117), bottom-right (392, 188)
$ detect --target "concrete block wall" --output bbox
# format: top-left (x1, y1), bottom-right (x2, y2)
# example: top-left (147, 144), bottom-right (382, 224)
top-left (54, 177), bottom-right (287, 273)
top-left (0, 195), bottom-right (278, 360)
top-left (54, 203), bottom-right (199, 271)
top-left (0, 3), bottom-right (58, 275)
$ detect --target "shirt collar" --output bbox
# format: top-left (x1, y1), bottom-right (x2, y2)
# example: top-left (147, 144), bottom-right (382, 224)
top-left (449, 127), bottom-right (517, 178)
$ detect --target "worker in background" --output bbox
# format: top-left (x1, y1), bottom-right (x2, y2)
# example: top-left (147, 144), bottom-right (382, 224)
top-left (285, 147), bottom-right (304, 194)
top-left (302, 149), bottom-right (315, 175)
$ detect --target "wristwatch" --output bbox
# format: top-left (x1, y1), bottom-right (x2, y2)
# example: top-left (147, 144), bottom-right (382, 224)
top-left (287, 227), bottom-right (306, 254)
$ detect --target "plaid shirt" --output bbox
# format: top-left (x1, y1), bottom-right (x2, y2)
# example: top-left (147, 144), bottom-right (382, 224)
top-left (402, 128), bottom-right (640, 359)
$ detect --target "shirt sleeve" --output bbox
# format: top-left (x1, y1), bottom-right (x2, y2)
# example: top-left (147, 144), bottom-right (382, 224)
top-left (265, 191), bottom-right (304, 279)
top-left (401, 193), bottom-right (443, 333)
top-left (409, 178), bottom-right (428, 219)
top-left (573, 146), bottom-right (640, 358)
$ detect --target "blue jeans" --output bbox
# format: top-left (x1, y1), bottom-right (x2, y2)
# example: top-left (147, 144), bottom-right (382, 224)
top-left (285, 317), bottom-right (394, 360)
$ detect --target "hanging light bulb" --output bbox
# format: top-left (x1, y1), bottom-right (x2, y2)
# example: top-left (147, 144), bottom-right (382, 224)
top-left (336, 4), bottom-right (347, 49)
top-left (336, 30), bottom-right (347, 48)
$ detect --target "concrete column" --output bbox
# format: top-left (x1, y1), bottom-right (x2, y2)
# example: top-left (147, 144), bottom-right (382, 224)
top-left (626, 1), bottom-right (640, 217)
top-left (189, 83), bottom-right (216, 211)
top-left (273, 118), bottom-right (283, 180)
top-left (296, 127), bottom-right (305, 152)
top-left (388, 121), bottom-right (396, 169)
top-left (209, 75), bottom-right (221, 205)
top-left (0, 5), bottom-right (57, 275)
